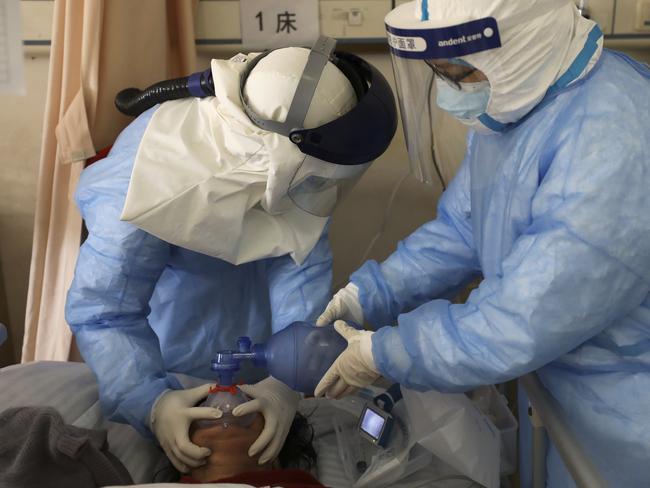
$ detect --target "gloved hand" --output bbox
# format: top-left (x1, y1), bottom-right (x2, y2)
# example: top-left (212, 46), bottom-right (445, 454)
top-left (316, 283), bottom-right (364, 327)
top-left (150, 384), bottom-right (222, 473)
top-left (315, 320), bottom-right (380, 399)
top-left (233, 376), bottom-right (301, 465)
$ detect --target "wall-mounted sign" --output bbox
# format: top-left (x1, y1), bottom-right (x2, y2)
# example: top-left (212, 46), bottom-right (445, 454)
top-left (0, 0), bottom-right (25, 94)
top-left (240, 0), bottom-right (319, 49)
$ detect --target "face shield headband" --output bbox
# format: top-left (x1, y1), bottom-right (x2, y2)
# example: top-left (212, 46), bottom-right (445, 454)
top-left (239, 36), bottom-right (398, 167)
top-left (386, 18), bottom-right (502, 61)
top-left (384, 12), bottom-right (502, 185)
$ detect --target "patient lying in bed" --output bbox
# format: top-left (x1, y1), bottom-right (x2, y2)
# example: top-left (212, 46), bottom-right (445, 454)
top-left (180, 411), bottom-right (324, 487)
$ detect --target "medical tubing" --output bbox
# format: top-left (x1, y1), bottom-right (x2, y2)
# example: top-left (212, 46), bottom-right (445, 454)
top-left (347, 159), bottom-right (445, 290)
top-left (338, 169), bottom-right (410, 290)
top-left (114, 69), bottom-right (215, 116)
top-left (427, 67), bottom-right (447, 192)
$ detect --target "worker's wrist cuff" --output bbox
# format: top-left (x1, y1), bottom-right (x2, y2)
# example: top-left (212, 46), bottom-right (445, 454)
top-left (359, 331), bottom-right (377, 372)
top-left (341, 282), bottom-right (364, 325)
top-left (148, 388), bottom-right (172, 431)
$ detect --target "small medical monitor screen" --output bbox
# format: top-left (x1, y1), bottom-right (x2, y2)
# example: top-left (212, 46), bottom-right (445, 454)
top-left (360, 408), bottom-right (385, 439)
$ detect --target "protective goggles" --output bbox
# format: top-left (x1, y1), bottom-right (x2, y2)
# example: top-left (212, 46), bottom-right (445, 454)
top-left (425, 58), bottom-right (478, 88)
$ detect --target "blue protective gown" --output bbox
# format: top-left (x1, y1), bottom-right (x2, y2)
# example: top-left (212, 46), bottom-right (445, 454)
top-left (351, 50), bottom-right (650, 487)
top-left (65, 107), bottom-right (333, 437)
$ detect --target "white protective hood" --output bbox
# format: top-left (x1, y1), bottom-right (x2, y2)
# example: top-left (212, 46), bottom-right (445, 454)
top-left (120, 48), bottom-right (356, 265)
top-left (399, 0), bottom-right (603, 132)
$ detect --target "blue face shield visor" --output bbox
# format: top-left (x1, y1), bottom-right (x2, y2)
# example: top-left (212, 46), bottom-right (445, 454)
top-left (240, 36), bottom-right (398, 167)
top-left (238, 36), bottom-right (397, 216)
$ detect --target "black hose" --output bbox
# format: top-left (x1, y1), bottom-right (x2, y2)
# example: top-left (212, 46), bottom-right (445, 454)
top-left (114, 68), bottom-right (215, 116)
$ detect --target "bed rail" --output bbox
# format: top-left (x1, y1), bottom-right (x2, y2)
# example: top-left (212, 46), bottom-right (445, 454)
top-left (520, 373), bottom-right (607, 488)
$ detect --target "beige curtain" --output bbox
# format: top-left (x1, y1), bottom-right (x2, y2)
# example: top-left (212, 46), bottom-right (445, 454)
top-left (22, 0), bottom-right (197, 362)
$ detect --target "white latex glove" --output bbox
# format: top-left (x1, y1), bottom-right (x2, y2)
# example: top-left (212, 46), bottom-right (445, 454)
top-left (315, 320), bottom-right (380, 399)
top-left (150, 384), bottom-right (222, 473)
top-left (233, 376), bottom-right (301, 465)
top-left (316, 282), bottom-right (364, 327)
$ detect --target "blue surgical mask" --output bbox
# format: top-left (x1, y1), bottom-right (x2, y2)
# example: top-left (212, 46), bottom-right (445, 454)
top-left (435, 78), bottom-right (491, 121)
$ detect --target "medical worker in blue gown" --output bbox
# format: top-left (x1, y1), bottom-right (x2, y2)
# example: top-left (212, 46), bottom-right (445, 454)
top-left (65, 40), bottom-right (395, 474)
top-left (315, 1), bottom-right (650, 486)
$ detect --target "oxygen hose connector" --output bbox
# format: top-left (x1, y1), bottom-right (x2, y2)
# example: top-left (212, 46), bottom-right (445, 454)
top-left (210, 336), bottom-right (260, 387)
top-left (114, 68), bottom-right (215, 117)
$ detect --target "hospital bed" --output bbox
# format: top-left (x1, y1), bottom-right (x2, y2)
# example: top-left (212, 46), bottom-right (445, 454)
top-left (0, 361), bottom-right (478, 488)
top-left (1, 361), bottom-right (608, 488)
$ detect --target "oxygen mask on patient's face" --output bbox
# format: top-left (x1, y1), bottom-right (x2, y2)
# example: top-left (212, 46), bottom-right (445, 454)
top-left (194, 385), bottom-right (256, 430)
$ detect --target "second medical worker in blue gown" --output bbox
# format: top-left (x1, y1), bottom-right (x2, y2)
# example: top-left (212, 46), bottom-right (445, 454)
top-left (65, 42), bottom-right (395, 474)
top-left (315, 1), bottom-right (650, 486)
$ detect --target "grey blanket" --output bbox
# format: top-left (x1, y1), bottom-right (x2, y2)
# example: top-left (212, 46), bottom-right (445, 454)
top-left (0, 406), bottom-right (133, 488)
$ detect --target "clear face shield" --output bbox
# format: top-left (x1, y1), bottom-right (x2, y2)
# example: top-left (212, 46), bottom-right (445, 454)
top-left (389, 55), bottom-right (483, 185)
top-left (389, 55), bottom-right (440, 185)
top-left (385, 3), bottom-right (502, 185)
top-left (288, 156), bottom-right (371, 217)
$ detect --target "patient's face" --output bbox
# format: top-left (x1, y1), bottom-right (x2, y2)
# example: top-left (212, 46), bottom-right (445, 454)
top-left (189, 413), bottom-right (272, 482)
